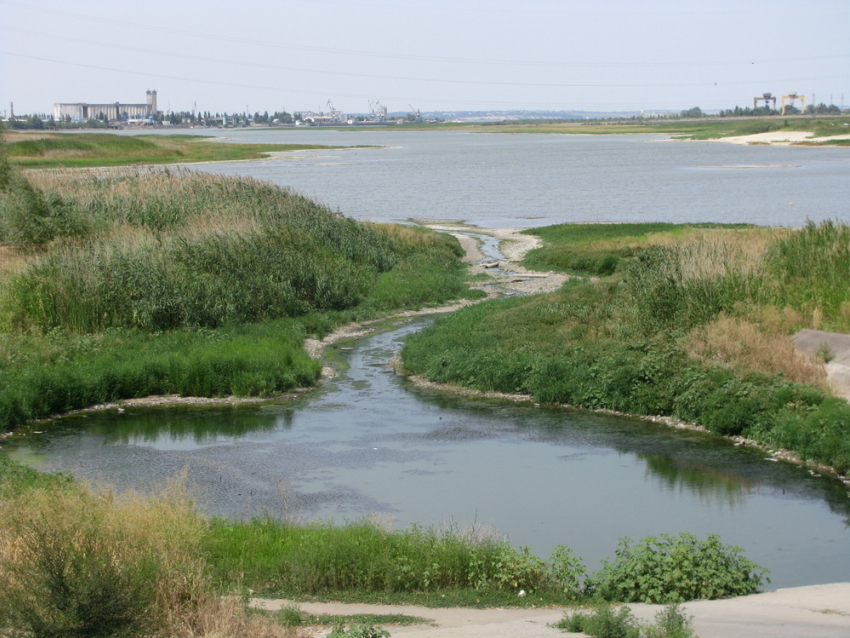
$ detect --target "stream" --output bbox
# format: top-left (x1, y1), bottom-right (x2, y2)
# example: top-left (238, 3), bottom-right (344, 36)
top-left (4, 236), bottom-right (850, 589)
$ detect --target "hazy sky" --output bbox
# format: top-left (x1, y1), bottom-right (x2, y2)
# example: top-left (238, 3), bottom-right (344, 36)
top-left (2, 0), bottom-right (848, 116)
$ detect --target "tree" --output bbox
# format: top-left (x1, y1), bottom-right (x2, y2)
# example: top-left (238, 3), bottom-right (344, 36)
top-left (680, 106), bottom-right (704, 118)
top-left (0, 122), bottom-right (13, 191)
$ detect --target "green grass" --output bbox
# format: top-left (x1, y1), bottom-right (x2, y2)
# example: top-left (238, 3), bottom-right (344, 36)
top-left (0, 166), bottom-right (481, 433)
top-left (0, 321), bottom-right (322, 432)
top-left (202, 517), bottom-right (569, 597)
top-left (268, 605), bottom-right (430, 628)
top-left (4, 131), bottom-right (369, 168)
top-left (521, 223), bottom-right (752, 276)
top-left (402, 221), bottom-right (850, 474)
top-left (471, 116), bottom-right (850, 139)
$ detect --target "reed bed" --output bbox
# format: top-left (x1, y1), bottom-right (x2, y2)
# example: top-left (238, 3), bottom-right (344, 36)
top-left (0, 169), bottom-right (416, 333)
top-left (0, 164), bottom-right (479, 432)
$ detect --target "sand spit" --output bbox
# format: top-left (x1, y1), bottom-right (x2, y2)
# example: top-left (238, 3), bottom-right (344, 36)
top-left (708, 130), bottom-right (850, 146)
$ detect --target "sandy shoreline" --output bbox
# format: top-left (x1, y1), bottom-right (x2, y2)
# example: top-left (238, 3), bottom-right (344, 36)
top-left (692, 130), bottom-right (850, 146)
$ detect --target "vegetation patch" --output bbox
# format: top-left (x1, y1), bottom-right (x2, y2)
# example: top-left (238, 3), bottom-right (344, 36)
top-left (0, 457), bottom-right (768, 638)
top-left (0, 130), bottom-right (481, 434)
top-left (4, 131), bottom-right (366, 168)
top-left (556, 603), bottom-right (698, 638)
top-left (402, 222), bottom-right (850, 475)
top-left (521, 223), bottom-right (751, 276)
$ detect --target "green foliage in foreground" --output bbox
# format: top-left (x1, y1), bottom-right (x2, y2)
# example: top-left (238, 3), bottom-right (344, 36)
top-left (274, 604), bottom-right (429, 628)
top-left (556, 604), bottom-right (698, 638)
top-left (328, 622), bottom-right (391, 638)
top-left (587, 533), bottom-right (768, 604)
top-left (203, 517), bottom-right (585, 598)
top-left (0, 458), bottom-right (767, 638)
top-left (202, 516), bottom-right (763, 603)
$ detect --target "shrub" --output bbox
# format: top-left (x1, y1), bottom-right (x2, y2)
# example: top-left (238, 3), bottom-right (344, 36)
top-left (587, 532), bottom-right (769, 603)
top-left (0, 470), bottom-right (291, 638)
top-left (643, 604), bottom-right (698, 638)
top-left (0, 479), bottom-right (204, 638)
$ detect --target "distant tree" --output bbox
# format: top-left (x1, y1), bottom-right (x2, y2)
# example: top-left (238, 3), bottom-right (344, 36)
top-left (0, 122), bottom-right (13, 191)
top-left (25, 115), bottom-right (45, 129)
top-left (680, 106), bottom-right (704, 118)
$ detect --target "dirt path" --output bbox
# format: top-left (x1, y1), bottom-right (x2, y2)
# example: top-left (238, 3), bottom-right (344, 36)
top-left (253, 582), bottom-right (850, 638)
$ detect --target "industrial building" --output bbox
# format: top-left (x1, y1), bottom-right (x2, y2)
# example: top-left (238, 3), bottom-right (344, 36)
top-left (54, 90), bottom-right (158, 122)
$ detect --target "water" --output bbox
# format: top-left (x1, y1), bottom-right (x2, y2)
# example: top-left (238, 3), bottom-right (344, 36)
top-left (158, 128), bottom-right (850, 228)
top-left (6, 319), bottom-right (850, 588)
top-left (5, 131), bottom-right (850, 588)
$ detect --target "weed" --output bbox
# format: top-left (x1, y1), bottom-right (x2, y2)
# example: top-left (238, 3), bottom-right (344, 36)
top-left (328, 622), bottom-right (390, 638)
top-left (555, 604), bottom-right (697, 638)
top-left (555, 604), bottom-right (640, 638)
top-left (587, 533), bottom-right (768, 603)
top-left (643, 604), bottom-right (697, 638)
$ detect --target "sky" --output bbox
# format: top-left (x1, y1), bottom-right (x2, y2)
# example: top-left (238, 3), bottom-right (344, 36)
top-left (2, 0), bottom-right (849, 117)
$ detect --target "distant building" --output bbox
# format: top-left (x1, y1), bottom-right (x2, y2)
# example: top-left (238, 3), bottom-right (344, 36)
top-left (54, 90), bottom-right (158, 122)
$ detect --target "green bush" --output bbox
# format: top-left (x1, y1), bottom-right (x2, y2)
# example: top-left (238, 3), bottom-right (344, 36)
top-left (587, 532), bottom-right (768, 603)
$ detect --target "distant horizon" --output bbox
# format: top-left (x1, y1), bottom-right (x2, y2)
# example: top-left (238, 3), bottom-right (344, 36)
top-left (3, 0), bottom-right (848, 117)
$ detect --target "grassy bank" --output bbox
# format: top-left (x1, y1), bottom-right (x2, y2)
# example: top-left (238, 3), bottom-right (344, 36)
top-left (0, 140), bottom-right (482, 432)
top-left (0, 455), bottom-right (768, 638)
top-left (402, 222), bottom-right (850, 475)
top-left (4, 131), bottom-right (367, 169)
top-left (471, 115), bottom-right (850, 141)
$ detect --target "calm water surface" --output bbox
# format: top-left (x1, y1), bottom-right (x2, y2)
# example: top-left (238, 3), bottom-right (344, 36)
top-left (6, 319), bottom-right (850, 589)
top-left (5, 131), bottom-right (850, 588)
top-left (170, 128), bottom-right (850, 228)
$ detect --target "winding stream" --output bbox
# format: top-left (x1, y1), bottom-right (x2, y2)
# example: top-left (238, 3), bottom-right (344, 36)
top-left (5, 239), bottom-right (850, 589)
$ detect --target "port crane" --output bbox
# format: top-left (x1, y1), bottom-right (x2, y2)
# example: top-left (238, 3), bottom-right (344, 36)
top-left (368, 100), bottom-right (387, 122)
top-left (326, 100), bottom-right (344, 123)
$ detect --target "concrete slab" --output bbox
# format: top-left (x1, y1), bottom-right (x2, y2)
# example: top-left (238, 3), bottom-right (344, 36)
top-left (252, 583), bottom-right (850, 638)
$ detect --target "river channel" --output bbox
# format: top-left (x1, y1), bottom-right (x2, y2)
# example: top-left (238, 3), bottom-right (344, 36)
top-left (4, 130), bottom-right (850, 589)
top-left (6, 315), bottom-right (850, 589)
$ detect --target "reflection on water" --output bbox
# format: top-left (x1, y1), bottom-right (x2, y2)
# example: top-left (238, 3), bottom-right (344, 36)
top-left (642, 454), bottom-right (756, 509)
top-left (4, 318), bottom-right (850, 588)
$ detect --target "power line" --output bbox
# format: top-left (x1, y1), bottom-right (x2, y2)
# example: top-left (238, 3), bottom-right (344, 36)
top-left (3, 0), bottom-right (848, 70)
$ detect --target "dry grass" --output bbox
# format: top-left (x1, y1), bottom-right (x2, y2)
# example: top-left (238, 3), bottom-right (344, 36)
top-left (0, 473), bottom-right (296, 638)
top-left (654, 228), bottom-right (789, 280)
top-left (685, 311), bottom-right (827, 386)
top-left (0, 245), bottom-right (28, 275)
